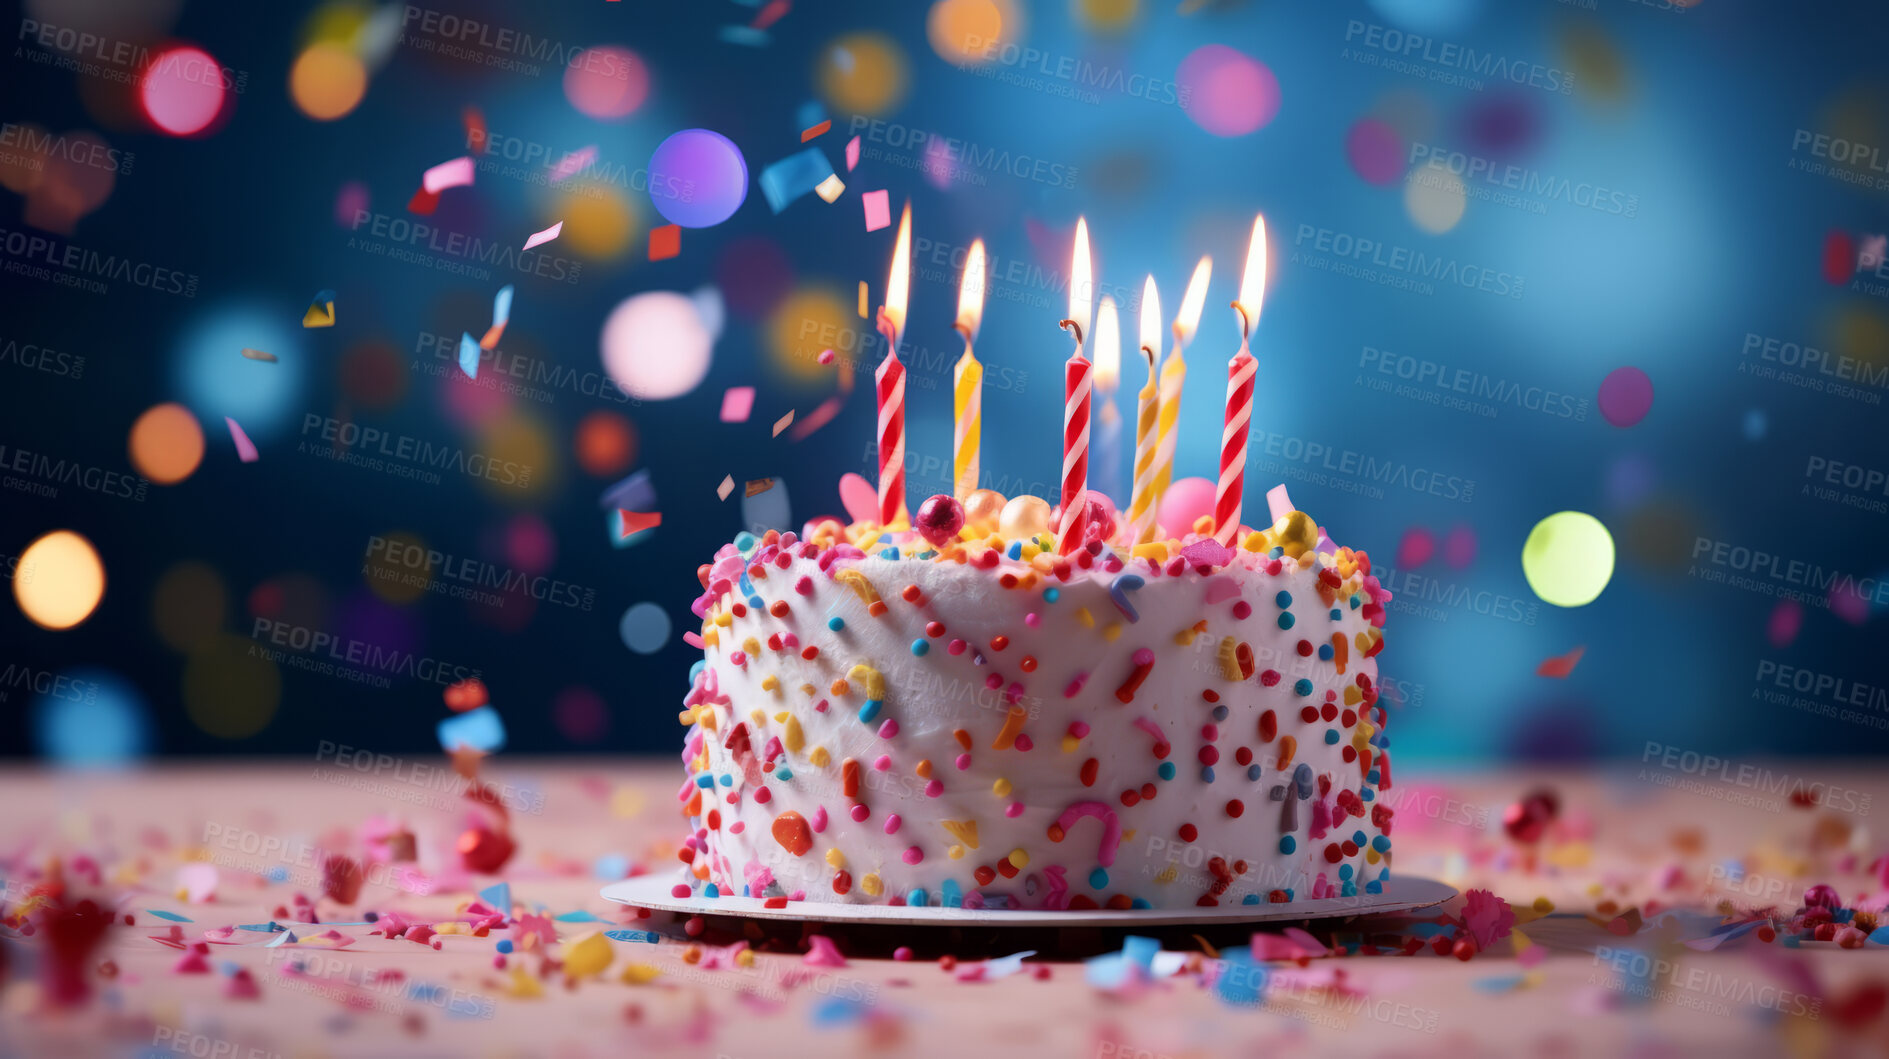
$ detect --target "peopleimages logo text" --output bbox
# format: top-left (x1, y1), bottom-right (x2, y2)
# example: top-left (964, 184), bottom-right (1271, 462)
top-left (1342, 20), bottom-right (1574, 94)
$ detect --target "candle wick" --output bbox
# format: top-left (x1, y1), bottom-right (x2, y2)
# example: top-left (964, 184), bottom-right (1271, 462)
top-left (876, 309), bottom-right (901, 358)
top-left (1230, 300), bottom-right (1252, 344)
top-left (1058, 318), bottom-right (1086, 355)
top-left (952, 320), bottom-right (976, 358)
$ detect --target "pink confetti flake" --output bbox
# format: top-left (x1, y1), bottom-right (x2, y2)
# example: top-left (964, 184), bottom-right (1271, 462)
top-left (549, 145), bottom-right (597, 184)
top-left (523, 221), bottom-right (563, 250)
top-left (845, 136), bottom-right (860, 171)
top-left (422, 156), bottom-right (475, 194)
top-left (719, 386), bottom-right (756, 423)
top-left (224, 417), bottom-right (259, 463)
top-left (861, 189), bottom-right (890, 232)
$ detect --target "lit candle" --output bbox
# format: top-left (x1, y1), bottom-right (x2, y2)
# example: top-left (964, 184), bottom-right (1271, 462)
top-left (1213, 216), bottom-right (1267, 546)
top-left (1056, 217), bottom-right (1093, 556)
top-left (1150, 256), bottom-right (1211, 525)
top-left (1092, 295), bottom-right (1122, 504)
top-left (875, 203), bottom-right (912, 528)
top-left (953, 239), bottom-right (986, 501)
top-left (1127, 275), bottom-right (1162, 545)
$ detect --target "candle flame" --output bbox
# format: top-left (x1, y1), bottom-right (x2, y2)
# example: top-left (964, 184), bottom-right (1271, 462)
top-left (1068, 216), bottom-right (1092, 349)
top-left (1093, 296), bottom-right (1120, 391)
top-left (883, 202), bottom-right (912, 347)
top-left (1138, 274), bottom-right (1162, 363)
top-left (956, 238), bottom-right (986, 342)
top-left (1174, 255), bottom-right (1211, 347)
top-left (1236, 214), bottom-right (1267, 336)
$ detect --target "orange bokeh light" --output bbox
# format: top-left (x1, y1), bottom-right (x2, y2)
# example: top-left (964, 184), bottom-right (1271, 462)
top-left (128, 402), bottom-right (206, 485)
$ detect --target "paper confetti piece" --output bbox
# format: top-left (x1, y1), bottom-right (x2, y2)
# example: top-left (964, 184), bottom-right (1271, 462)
top-left (601, 470), bottom-right (656, 512)
top-left (861, 189), bottom-right (890, 232)
top-left (801, 119), bottom-right (832, 142)
top-left (745, 478), bottom-right (775, 498)
top-left (789, 394), bottom-right (844, 442)
top-left (463, 106), bottom-right (487, 152)
top-left (836, 472), bottom-right (877, 524)
top-left (845, 136), bottom-right (860, 172)
top-left (240, 347), bottom-right (277, 363)
top-left (720, 386), bottom-right (756, 423)
top-left (457, 333), bottom-right (481, 379)
top-left (147, 909), bottom-right (194, 923)
top-left (549, 146), bottom-right (596, 184)
top-left (772, 410), bottom-right (795, 437)
top-left (1536, 646), bottom-right (1586, 679)
top-left (1266, 484), bottom-right (1293, 523)
top-left (814, 174), bottom-right (845, 203)
top-left (438, 705), bottom-right (505, 753)
top-left (479, 882), bottom-right (511, 910)
top-left (225, 417), bottom-right (259, 463)
top-left (523, 221), bottom-right (562, 251)
top-left (479, 284), bottom-right (514, 350)
top-left (606, 929), bottom-right (661, 944)
top-left (717, 475), bottom-right (736, 501)
top-left (422, 156), bottom-right (475, 194)
top-left (302, 290), bottom-right (335, 328)
top-left (856, 281), bottom-right (868, 318)
top-left (649, 224), bottom-right (681, 261)
top-left (752, 0), bottom-right (790, 30)
top-left (617, 510), bottom-right (662, 537)
top-left (407, 187), bottom-right (440, 215)
top-left (759, 147), bottom-right (835, 213)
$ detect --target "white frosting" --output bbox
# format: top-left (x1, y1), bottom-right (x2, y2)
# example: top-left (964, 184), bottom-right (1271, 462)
top-left (677, 535), bottom-right (1393, 910)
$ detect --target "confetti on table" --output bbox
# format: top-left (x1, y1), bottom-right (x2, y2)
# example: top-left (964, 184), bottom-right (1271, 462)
top-left (814, 174), bottom-right (845, 203)
top-left (146, 909), bottom-right (193, 923)
top-left (845, 136), bottom-right (860, 171)
top-left (523, 221), bottom-right (562, 251)
top-left (717, 475), bottom-right (736, 501)
top-left (224, 417), bottom-right (259, 463)
top-left (438, 705), bottom-right (505, 754)
top-left (801, 119), bottom-right (832, 142)
top-left (177, 863), bottom-right (218, 903)
top-left (861, 189), bottom-right (890, 231)
top-left (745, 478), bottom-right (775, 498)
top-left (772, 409), bottom-right (795, 437)
top-left (1536, 645), bottom-right (1586, 679)
top-left (759, 147), bottom-right (835, 213)
top-left (422, 155), bottom-right (475, 194)
top-left (480, 285), bottom-right (514, 350)
top-left (617, 510), bottom-right (662, 537)
top-left (649, 224), bottom-right (681, 261)
top-left (549, 145), bottom-right (596, 184)
top-left (457, 333), bottom-right (481, 379)
top-left (720, 386), bottom-right (756, 423)
top-left (302, 289), bottom-right (335, 328)
top-left (239, 347), bottom-right (277, 362)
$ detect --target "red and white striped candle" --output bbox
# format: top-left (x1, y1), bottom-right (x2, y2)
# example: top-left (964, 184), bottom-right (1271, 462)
top-left (875, 203), bottom-right (913, 527)
top-left (1213, 215), bottom-right (1268, 546)
top-left (1055, 218), bottom-right (1094, 555)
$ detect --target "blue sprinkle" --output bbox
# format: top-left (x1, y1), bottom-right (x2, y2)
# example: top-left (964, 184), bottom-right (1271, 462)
top-left (1341, 881), bottom-right (1357, 898)
top-left (695, 774), bottom-right (714, 788)
top-left (1364, 880), bottom-right (1382, 894)
top-left (775, 767), bottom-right (793, 781)
top-left (910, 639), bottom-right (930, 656)
top-left (1268, 547), bottom-right (1284, 559)
top-left (1109, 573), bottom-right (1145, 622)
top-left (1242, 893), bottom-right (1260, 905)
top-left (1283, 888), bottom-right (1294, 901)
top-left (1324, 729), bottom-right (1339, 744)
top-left (1329, 608), bottom-right (1342, 620)
top-left (1353, 830), bottom-right (1367, 845)
top-left (1367, 769), bottom-right (1380, 784)
top-left (1130, 897), bottom-right (1152, 909)
top-left (1278, 836), bottom-right (1296, 854)
top-left (941, 879), bottom-right (963, 908)
top-left (1275, 590), bottom-right (1292, 607)
top-left (718, 773), bottom-right (734, 786)
top-left (748, 596), bottom-right (764, 609)
top-left (1201, 766), bottom-right (1215, 782)
top-left (1246, 764), bottom-right (1262, 781)
top-left (828, 616), bottom-right (846, 631)
top-left (1349, 595), bottom-right (1362, 609)
top-left (734, 532), bottom-right (757, 552)
top-left (1007, 540), bottom-right (1023, 559)
top-left (1293, 763), bottom-right (1314, 798)
top-left (858, 699), bottom-right (883, 724)
top-left (1293, 679), bottom-right (1313, 696)
top-left (704, 883), bottom-right (720, 898)
top-left (907, 889), bottom-right (928, 908)
top-left (1317, 644), bottom-right (1333, 661)
top-left (1043, 587), bottom-right (1060, 602)
top-left (605, 929), bottom-right (661, 944)
top-left (1157, 761), bottom-right (1176, 780)
top-left (1211, 704), bottom-right (1230, 722)
top-left (879, 546), bottom-right (901, 560)
top-left (1361, 788), bottom-right (1374, 801)
top-left (266, 866), bottom-right (289, 883)
top-left (496, 939), bottom-right (514, 953)
top-left (1278, 612), bottom-right (1295, 629)
top-left (1089, 868), bottom-right (1109, 889)
top-left (1338, 864), bottom-right (1353, 880)
top-left (1372, 835), bottom-right (1391, 853)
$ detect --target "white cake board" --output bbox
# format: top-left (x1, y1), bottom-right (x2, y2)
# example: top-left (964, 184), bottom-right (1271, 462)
top-left (601, 874), bottom-right (1456, 927)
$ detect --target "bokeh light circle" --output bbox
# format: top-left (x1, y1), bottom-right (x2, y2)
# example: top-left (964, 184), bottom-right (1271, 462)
top-left (139, 45), bottom-right (229, 136)
top-left (766, 287), bottom-right (856, 381)
top-left (289, 43), bottom-right (367, 121)
top-left (34, 667), bottom-right (151, 768)
top-left (152, 560), bottom-right (227, 652)
top-left (601, 291), bottom-right (713, 401)
top-left (176, 303), bottom-right (305, 436)
top-left (818, 33), bottom-right (909, 116)
top-left (14, 530), bottom-right (106, 630)
top-left (363, 531), bottom-right (431, 604)
top-left (183, 633), bottom-right (281, 739)
top-left (475, 413), bottom-right (557, 501)
top-left (1075, 0), bottom-right (1138, 30)
top-left (1346, 118), bottom-right (1405, 185)
top-left (1397, 526), bottom-right (1435, 568)
top-left (554, 182), bottom-right (638, 260)
top-left (619, 602), bottom-right (672, 654)
top-left (647, 129), bottom-right (748, 228)
top-left (1598, 366), bottom-right (1654, 427)
top-left (554, 686), bottom-right (609, 743)
top-left (927, 0), bottom-right (1005, 63)
top-left (575, 411), bottom-right (639, 477)
top-left (1405, 159), bottom-right (1467, 233)
top-left (1522, 511), bottom-right (1615, 608)
top-left (563, 46), bottom-right (650, 120)
top-left (718, 237), bottom-right (795, 321)
top-left (1176, 45), bottom-right (1280, 138)
top-left (128, 402), bottom-right (205, 484)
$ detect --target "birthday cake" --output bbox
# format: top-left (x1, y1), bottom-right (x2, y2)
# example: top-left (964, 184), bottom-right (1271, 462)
top-left (673, 488), bottom-right (1394, 911)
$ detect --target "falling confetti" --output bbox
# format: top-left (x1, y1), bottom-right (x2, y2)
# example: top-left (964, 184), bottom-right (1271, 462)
top-left (523, 222), bottom-right (563, 251)
top-left (224, 417), bottom-right (259, 463)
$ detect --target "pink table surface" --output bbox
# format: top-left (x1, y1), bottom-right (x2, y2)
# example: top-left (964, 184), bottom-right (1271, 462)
top-left (3, 759), bottom-right (1887, 1058)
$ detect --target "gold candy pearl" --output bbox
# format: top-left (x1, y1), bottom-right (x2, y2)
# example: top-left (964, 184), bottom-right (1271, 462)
top-left (963, 488), bottom-right (1007, 535)
top-left (998, 495), bottom-right (1052, 540)
top-left (1273, 510), bottom-right (1320, 558)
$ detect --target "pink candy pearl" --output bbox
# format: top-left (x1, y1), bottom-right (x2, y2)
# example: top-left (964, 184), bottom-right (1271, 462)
top-left (850, 804), bottom-right (869, 822)
top-left (924, 780), bottom-right (943, 797)
top-left (902, 846), bottom-right (923, 864)
top-left (1004, 802), bottom-right (1024, 818)
top-left (878, 719), bottom-right (900, 738)
top-left (1024, 612), bottom-right (1041, 627)
top-left (872, 755), bottom-right (891, 770)
top-left (1014, 734), bottom-right (1034, 752)
top-left (884, 814), bottom-right (902, 835)
top-left (955, 753), bottom-right (972, 770)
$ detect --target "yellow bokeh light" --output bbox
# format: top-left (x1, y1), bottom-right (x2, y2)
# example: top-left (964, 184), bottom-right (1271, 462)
top-left (1522, 511), bottom-right (1615, 608)
top-left (818, 33), bottom-right (909, 116)
top-left (1075, 0), bottom-right (1139, 31)
top-left (363, 530), bottom-right (430, 604)
top-left (1829, 306), bottom-right (1889, 367)
top-left (14, 531), bottom-right (106, 630)
top-left (152, 560), bottom-right (227, 652)
top-left (184, 634), bottom-right (281, 739)
top-left (1405, 158), bottom-right (1467, 234)
top-left (555, 181), bottom-right (638, 260)
top-left (128, 402), bottom-right (205, 485)
top-left (477, 413), bottom-right (557, 502)
top-left (302, 1), bottom-right (373, 48)
top-left (768, 287), bottom-right (860, 382)
top-left (290, 44), bottom-right (368, 122)
top-left (927, 0), bottom-right (1005, 64)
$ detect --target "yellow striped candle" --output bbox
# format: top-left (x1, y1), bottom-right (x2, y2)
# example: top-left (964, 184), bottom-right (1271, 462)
top-left (1128, 276), bottom-right (1163, 544)
top-left (1150, 257), bottom-right (1212, 519)
top-left (952, 239), bottom-right (986, 499)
